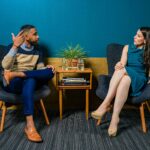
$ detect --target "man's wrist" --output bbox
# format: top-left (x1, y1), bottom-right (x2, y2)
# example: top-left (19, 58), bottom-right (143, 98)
top-left (12, 44), bottom-right (19, 49)
top-left (8, 48), bottom-right (18, 56)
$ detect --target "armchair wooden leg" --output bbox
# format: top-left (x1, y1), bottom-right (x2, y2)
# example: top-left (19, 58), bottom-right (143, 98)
top-left (0, 102), bottom-right (7, 132)
top-left (140, 103), bottom-right (147, 133)
top-left (0, 101), bottom-right (3, 109)
top-left (40, 99), bottom-right (50, 125)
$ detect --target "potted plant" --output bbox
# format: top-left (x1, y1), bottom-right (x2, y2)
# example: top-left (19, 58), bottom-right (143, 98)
top-left (59, 44), bottom-right (86, 69)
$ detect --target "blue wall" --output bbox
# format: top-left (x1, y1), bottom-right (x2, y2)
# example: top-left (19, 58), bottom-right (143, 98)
top-left (0, 0), bottom-right (150, 57)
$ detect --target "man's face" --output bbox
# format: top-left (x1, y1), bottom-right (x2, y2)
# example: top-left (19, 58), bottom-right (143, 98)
top-left (25, 28), bottom-right (39, 45)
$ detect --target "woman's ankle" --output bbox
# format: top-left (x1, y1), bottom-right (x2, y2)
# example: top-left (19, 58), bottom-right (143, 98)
top-left (97, 103), bottom-right (110, 111)
top-left (110, 115), bottom-right (120, 127)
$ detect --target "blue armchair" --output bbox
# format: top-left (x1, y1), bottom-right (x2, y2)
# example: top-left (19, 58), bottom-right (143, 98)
top-left (96, 43), bottom-right (150, 133)
top-left (0, 45), bottom-right (50, 132)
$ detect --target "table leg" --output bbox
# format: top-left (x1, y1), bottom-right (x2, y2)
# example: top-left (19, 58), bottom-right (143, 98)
top-left (59, 89), bottom-right (63, 120)
top-left (85, 89), bottom-right (89, 120)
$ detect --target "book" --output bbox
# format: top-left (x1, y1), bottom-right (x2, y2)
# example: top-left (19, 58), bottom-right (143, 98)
top-left (61, 82), bottom-right (88, 85)
top-left (59, 78), bottom-right (89, 85)
top-left (61, 77), bottom-right (86, 83)
top-left (62, 77), bottom-right (85, 80)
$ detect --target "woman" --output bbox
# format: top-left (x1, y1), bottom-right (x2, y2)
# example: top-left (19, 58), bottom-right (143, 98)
top-left (91, 27), bottom-right (150, 137)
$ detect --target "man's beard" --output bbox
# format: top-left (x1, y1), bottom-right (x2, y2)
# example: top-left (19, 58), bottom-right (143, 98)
top-left (30, 40), bottom-right (38, 46)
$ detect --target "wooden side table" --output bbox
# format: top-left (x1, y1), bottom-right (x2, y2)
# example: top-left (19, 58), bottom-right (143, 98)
top-left (56, 67), bottom-right (92, 120)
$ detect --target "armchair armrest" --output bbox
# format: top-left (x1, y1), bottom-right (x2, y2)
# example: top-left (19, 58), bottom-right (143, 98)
top-left (96, 75), bottom-right (111, 100)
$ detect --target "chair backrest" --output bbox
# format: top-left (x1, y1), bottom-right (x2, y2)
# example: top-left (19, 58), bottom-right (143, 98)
top-left (107, 43), bottom-right (124, 76)
top-left (0, 45), bottom-right (7, 82)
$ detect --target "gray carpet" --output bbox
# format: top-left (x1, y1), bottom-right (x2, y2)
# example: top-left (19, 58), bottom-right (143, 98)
top-left (0, 109), bottom-right (150, 150)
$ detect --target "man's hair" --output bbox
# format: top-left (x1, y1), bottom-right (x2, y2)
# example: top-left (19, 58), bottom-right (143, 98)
top-left (20, 24), bottom-right (35, 32)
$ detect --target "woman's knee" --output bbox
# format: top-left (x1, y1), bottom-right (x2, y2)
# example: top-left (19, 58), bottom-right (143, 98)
top-left (120, 75), bottom-right (131, 86)
top-left (116, 75), bottom-right (131, 94)
top-left (114, 68), bottom-right (126, 76)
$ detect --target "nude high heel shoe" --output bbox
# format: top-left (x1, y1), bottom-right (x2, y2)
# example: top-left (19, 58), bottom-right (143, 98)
top-left (91, 106), bottom-right (112, 120)
top-left (91, 111), bottom-right (103, 120)
top-left (108, 127), bottom-right (118, 137)
top-left (108, 118), bottom-right (119, 137)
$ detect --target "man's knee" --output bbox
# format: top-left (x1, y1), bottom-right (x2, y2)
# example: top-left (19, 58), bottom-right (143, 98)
top-left (46, 68), bottom-right (54, 79)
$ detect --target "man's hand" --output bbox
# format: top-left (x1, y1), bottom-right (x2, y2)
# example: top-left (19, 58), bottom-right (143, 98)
top-left (114, 61), bottom-right (124, 70)
top-left (46, 65), bottom-right (55, 73)
top-left (11, 30), bottom-right (25, 49)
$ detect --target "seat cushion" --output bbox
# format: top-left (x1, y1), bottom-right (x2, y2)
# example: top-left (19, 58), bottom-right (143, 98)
top-left (0, 85), bottom-right (50, 104)
top-left (128, 84), bottom-right (150, 104)
top-left (96, 75), bottom-right (111, 100)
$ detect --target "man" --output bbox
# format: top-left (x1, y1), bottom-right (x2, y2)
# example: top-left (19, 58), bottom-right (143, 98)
top-left (2, 25), bottom-right (54, 142)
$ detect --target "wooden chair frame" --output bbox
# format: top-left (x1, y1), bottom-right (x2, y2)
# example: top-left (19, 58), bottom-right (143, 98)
top-left (0, 99), bottom-right (50, 132)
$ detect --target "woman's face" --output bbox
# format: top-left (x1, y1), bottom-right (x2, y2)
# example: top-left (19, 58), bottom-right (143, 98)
top-left (134, 30), bottom-right (145, 47)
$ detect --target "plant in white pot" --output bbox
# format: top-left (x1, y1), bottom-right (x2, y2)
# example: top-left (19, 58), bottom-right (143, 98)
top-left (59, 44), bottom-right (86, 70)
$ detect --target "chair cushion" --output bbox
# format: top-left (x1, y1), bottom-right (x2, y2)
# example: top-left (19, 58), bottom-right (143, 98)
top-left (96, 75), bottom-right (111, 100)
top-left (0, 45), bottom-right (8, 83)
top-left (128, 84), bottom-right (150, 104)
top-left (0, 85), bottom-right (50, 104)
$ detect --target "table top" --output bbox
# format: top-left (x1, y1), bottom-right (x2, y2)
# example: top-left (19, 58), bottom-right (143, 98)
top-left (56, 67), bottom-right (92, 73)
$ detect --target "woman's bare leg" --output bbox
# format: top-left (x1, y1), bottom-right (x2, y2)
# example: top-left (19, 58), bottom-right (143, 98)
top-left (108, 75), bottom-right (131, 136)
top-left (94, 68), bottom-right (127, 115)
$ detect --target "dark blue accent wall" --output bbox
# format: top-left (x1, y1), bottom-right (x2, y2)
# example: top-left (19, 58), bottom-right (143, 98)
top-left (0, 0), bottom-right (150, 57)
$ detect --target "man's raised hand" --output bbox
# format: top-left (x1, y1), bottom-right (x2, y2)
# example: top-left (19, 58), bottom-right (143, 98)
top-left (12, 30), bottom-right (25, 49)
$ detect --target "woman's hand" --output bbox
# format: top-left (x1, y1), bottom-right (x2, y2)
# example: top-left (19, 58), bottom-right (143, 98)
top-left (114, 61), bottom-right (124, 70)
top-left (11, 30), bottom-right (25, 49)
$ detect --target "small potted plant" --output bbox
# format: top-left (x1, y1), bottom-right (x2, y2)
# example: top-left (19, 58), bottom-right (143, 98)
top-left (59, 44), bottom-right (86, 69)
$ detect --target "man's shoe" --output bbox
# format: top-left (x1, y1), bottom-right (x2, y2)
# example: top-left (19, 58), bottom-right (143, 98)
top-left (2, 71), bottom-right (12, 86)
top-left (24, 127), bottom-right (43, 143)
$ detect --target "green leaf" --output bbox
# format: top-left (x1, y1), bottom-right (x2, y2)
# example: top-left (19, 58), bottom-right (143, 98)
top-left (58, 44), bottom-right (87, 59)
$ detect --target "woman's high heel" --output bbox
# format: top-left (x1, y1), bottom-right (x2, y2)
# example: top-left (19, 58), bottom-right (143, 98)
top-left (91, 106), bottom-right (112, 120)
top-left (108, 117), bottom-right (119, 137)
top-left (108, 127), bottom-right (117, 137)
top-left (91, 111), bottom-right (103, 120)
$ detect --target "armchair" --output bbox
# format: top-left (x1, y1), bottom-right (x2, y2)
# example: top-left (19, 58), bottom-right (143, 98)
top-left (96, 43), bottom-right (150, 133)
top-left (0, 45), bottom-right (50, 132)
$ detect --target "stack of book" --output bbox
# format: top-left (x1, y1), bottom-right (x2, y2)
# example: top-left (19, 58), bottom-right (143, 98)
top-left (60, 77), bottom-right (89, 85)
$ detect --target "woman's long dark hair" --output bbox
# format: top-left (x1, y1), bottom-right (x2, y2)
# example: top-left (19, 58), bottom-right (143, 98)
top-left (141, 27), bottom-right (150, 75)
